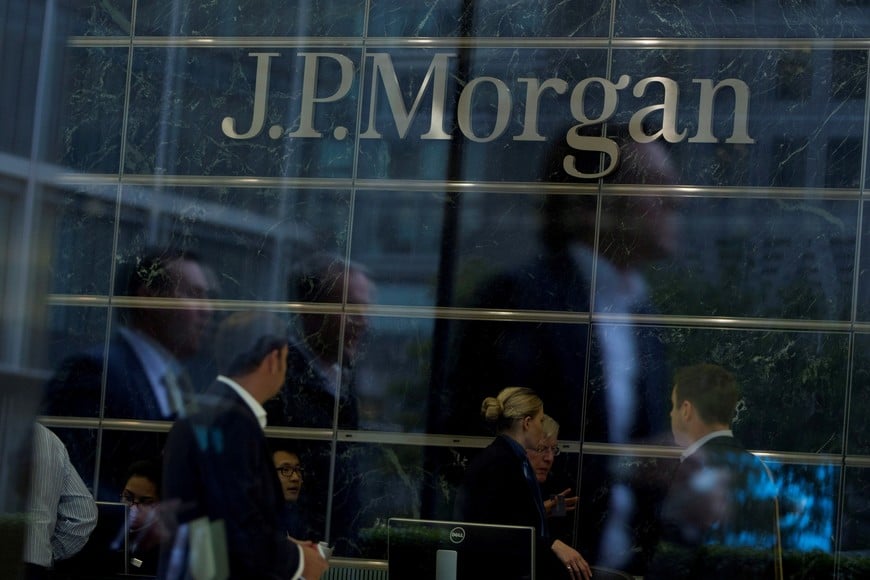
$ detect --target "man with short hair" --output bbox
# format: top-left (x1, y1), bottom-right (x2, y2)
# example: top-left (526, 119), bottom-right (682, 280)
top-left (161, 311), bottom-right (328, 580)
top-left (648, 363), bottom-right (781, 579)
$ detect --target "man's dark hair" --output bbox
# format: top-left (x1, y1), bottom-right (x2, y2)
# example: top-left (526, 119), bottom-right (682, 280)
top-left (288, 252), bottom-right (369, 303)
top-left (124, 458), bottom-right (163, 498)
top-left (215, 311), bottom-right (288, 377)
top-left (118, 246), bottom-right (204, 323)
top-left (269, 441), bottom-right (301, 458)
top-left (673, 363), bottom-right (740, 426)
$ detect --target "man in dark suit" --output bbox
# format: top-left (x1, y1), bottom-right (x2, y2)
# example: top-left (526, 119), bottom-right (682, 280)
top-left (647, 363), bottom-right (781, 579)
top-left (161, 311), bottom-right (329, 580)
top-left (42, 247), bottom-right (214, 498)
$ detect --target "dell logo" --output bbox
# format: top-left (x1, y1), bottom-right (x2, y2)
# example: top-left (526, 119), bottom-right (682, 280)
top-left (449, 527), bottom-right (466, 544)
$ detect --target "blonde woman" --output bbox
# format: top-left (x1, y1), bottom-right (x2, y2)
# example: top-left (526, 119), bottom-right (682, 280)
top-left (454, 387), bottom-right (591, 580)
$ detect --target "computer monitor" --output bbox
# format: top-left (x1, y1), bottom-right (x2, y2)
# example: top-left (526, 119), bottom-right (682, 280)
top-left (54, 501), bottom-right (129, 578)
top-left (388, 518), bottom-right (535, 580)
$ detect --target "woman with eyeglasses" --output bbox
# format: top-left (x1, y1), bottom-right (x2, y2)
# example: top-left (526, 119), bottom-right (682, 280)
top-left (527, 415), bottom-right (578, 517)
top-left (119, 459), bottom-right (165, 576)
top-left (272, 447), bottom-right (315, 540)
top-left (454, 387), bottom-right (591, 580)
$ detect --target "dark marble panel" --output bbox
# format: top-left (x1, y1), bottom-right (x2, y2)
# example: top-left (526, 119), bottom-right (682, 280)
top-left (113, 186), bottom-right (351, 301)
top-left (45, 46), bottom-right (127, 172)
top-left (40, 306), bottom-right (110, 420)
top-left (356, 47), bottom-right (609, 181)
top-left (348, 316), bottom-right (434, 432)
top-left (62, 0), bottom-right (132, 36)
top-left (631, 196), bottom-right (857, 320)
top-left (367, 0), bottom-right (611, 38)
top-left (605, 327), bottom-right (848, 454)
top-left (577, 453), bottom-right (675, 574)
top-left (0, 2), bottom-right (42, 157)
top-left (841, 467), bottom-right (870, 562)
top-left (854, 203), bottom-right (870, 321)
top-left (125, 48), bottom-right (359, 177)
top-left (606, 49), bottom-right (865, 188)
top-left (351, 189), bottom-right (584, 308)
top-left (44, 305), bottom-right (110, 375)
top-left (615, 0), bottom-right (870, 38)
top-left (42, 186), bottom-right (120, 296)
top-left (330, 443), bottom-right (459, 557)
top-left (352, 191), bottom-right (857, 320)
top-left (847, 334), bottom-right (870, 454)
top-left (135, 0), bottom-right (365, 37)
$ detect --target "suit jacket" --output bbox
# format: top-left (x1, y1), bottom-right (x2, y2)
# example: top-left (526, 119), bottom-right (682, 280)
top-left (43, 330), bottom-right (163, 420)
top-left (264, 342), bottom-right (359, 429)
top-left (647, 435), bottom-right (780, 579)
top-left (161, 380), bottom-right (300, 579)
top-left (42, 331), bottom-right (170, 499)
top-left (454, 435), bottom-right (570, 580)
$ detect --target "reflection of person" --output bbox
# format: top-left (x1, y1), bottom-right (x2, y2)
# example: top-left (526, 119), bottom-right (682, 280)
top-left (454, 388), bottom-right (591, 580)
top-left (448, 131), bottom-right (679, 571)
top-left (449, 137), bottom-right (677, 440)
top-left (528, 415), bottom-right (577, 519)
top-left (42, 248), bottom-right (214, 499)
top-left (23, 424), bottom-right (98, 579)
top-left (44, 247), bottom-right (213, 421)
top-left (265, 253), bottom-right (375, 429)
top-left (262, 254), bottom-right (375, 555)
top-left (161, 311), bottom-right (328, 580)
top-left (272, 446), bottom-right (314, 540)
top-left (647, 364), bottom-right (781, 580)
top-left (120, 459), bottom-right (164, 576)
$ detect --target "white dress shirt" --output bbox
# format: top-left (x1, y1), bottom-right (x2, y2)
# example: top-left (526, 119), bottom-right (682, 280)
top-left (23, 424), bottom-right (98, 567)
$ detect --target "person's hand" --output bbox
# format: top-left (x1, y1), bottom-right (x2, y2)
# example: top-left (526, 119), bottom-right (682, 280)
top-left (551, 539), bottom-right (591, 580)
top-left (545, 488), bottom-right (578, 516)
top-left (300, 543), bottom-right (329, 580)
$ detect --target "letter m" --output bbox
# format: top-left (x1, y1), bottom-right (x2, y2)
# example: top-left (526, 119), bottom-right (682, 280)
top-left (361, 52), bottom-right (454, 140)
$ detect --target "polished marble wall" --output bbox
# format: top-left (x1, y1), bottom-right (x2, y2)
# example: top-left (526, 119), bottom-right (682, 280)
top-left (4, 0), bottom-right (870, 576)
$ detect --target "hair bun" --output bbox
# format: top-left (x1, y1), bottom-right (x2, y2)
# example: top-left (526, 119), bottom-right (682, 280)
top-left (480, 396), bottom-right (503, 422)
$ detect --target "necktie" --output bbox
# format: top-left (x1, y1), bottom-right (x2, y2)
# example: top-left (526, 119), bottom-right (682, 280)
top-left (163, 368), bottom-right (194, 418)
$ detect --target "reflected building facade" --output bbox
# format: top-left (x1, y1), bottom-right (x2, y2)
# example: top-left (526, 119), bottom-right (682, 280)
top-left (2, 0), bottom-right (870, 577)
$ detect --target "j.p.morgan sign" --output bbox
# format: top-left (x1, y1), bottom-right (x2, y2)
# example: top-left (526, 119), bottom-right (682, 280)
top-left (221, 52), bottom-right (754, 178)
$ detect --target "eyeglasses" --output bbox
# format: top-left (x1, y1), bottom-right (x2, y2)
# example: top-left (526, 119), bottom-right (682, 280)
top-left (276, 465), bottom-right (304, 478)
top-left (531, 444), bottom-right (561, 457)
top-left (120, 492), bottom-right (157, 507)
